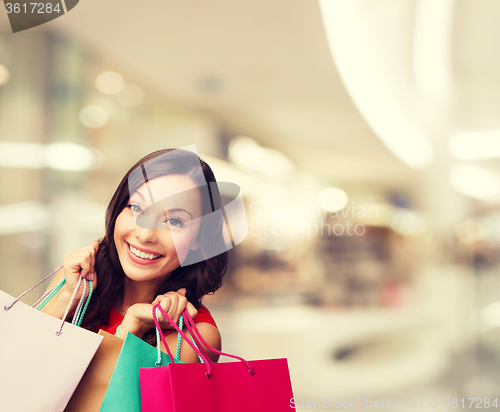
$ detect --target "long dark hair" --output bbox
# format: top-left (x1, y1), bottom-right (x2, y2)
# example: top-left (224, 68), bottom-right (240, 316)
top-left (81, 149), bottom-right (228, 333)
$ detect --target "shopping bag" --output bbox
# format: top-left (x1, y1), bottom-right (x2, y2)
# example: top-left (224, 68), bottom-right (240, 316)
top-left (0, 265), bottom-right (103, 412)
top-left (140, 305), bottom-right (295, 412)
top-left (99, 316), bottom-right (185, 412)
top-left (64, 330), bottom-right (124, 412)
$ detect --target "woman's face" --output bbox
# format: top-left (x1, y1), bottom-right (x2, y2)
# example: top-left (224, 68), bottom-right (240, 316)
top-left (114, 174), bottom-right (203, 283)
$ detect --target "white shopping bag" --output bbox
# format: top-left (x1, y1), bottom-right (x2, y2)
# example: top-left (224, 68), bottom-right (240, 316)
top-left (0, 267), bottom-right (103, 412)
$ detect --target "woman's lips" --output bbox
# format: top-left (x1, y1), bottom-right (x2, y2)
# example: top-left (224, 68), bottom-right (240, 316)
top-left (125, 242), bottom-right (164, 266)
top-left (127, 241), bottom-right (163, 256)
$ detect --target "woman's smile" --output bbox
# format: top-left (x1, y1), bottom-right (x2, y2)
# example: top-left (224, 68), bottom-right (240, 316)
top-left (125, 241), bottom-right (164, 265)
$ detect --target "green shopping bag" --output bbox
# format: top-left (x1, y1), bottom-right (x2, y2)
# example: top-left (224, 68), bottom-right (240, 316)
top-left (99, 310), bottom-right (203, 412)
top-left (99, 319), bottom-right (183, 412)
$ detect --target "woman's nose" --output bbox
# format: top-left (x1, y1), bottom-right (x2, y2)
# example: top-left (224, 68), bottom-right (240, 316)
top-left (134, 226), bottom-right (158, 244)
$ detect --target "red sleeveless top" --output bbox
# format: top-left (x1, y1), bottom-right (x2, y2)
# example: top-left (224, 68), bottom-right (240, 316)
top-left (95, 304), bottom-right (217, 336)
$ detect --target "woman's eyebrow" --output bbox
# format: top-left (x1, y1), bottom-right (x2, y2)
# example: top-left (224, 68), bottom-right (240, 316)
top-left (133, 191), bottom-right (196, 219)
top-left (133, 191), bottom-right (146, 201)
top-left (165, 207), bottom-right (193, 219)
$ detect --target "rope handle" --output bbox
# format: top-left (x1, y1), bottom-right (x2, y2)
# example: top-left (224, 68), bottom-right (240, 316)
top-left (56, 275), bottom-right (83, 335)
top-left (32, 277), bottom-right (66, 310)
top-left (73, 278), bottom-right (94, 327)
top-left (154, 305), bottom-right (255, 377)
top-left (4, 265), bottom-right (64, 311)
top-left (175, 315), bottom-right (183, 361)
top-left (72, 276), bottom-right (87, 324)
top-left (152, 306), bottom-right (174, 361)
top-left (153, 304), bottom-right (213, 377)
top-left (181, 308), bottom-right (255, 376)
top-left (153, 307), bottom-right (206, 366)
top-left (154, 311), bottom-right (184, 366)
top-left (3, 264), bottom-right (94, 336)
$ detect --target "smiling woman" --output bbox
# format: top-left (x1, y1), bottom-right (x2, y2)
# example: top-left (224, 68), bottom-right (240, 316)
top-left (114, 174), bottom-right (203, 283)
top-left (39, 148), bottom-right (228, 363)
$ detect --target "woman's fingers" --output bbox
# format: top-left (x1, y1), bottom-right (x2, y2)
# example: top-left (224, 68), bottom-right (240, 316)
top-left (87, 240), bottom-right (99, 279)
top-left (153, 291), bottom-right (189, 328)
top-left (80, 242), bottom-right (98, 279)
top-left (158, 294), bottom-right (178, 325)
top-left (62, 240), bottom-right (100, 297)
top-left (125, 290), bottom-right (197, 336)
top-left (79, 251), bottom-right (93, 279)
top-left (185, 301), bottom-right (198, 320)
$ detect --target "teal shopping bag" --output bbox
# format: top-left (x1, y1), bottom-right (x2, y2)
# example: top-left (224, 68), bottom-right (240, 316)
top-left (99, 328), bottom-right (182, 412)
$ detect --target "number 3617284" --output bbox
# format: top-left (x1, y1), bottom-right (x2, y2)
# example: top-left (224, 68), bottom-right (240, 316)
top-left (5, 3), bottom-right (62, 14)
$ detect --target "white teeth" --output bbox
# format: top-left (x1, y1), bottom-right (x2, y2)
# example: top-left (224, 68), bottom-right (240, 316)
top-left (129, 244), bottom-right (161, 260)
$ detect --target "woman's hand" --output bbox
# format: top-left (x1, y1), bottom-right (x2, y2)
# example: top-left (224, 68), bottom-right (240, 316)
top-left (119, 288), bottom-right (198, 339)
top-left (39, 240), bottom-right (99, 319)
top-left (151, 288), bottom-right (199, 329)
top-left (62, 240), bottom-right (99, 301)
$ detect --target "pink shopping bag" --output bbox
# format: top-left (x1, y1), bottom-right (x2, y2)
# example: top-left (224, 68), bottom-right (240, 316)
top-left (0, 266), bottom-right (103, 412)
top-left (140, 305), bottom-right (294, 412)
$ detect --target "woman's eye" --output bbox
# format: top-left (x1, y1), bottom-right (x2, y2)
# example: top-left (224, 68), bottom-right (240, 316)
top-left (166, 217), bottom-right (185, 228)
top-left (127, 204), bottom-right (143, 214)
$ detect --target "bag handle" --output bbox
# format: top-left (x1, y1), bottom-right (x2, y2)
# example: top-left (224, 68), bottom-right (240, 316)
top-left (72, 276), bottom-right (93, 327)
top-left (153, 309), bottom-right (206, 366)
top-left (153, 306), bottom-right (211, 366)
top-left (181, 308), bottom-right (255, 376)
top-left (3, 264), bottom-right (94, 335)
top-left (4, 265), bottom-right (63, 311)
top-left (154, 311), bottom-right (184, 366)
top-left (153, 304), bottom-right (255, 378)
top-left (153, 304), bottom-right (213, 376)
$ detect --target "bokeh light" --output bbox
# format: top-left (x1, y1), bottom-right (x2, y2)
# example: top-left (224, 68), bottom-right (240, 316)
top-left (0, 64), bottom-right (10, 86)
top-left (45, 143), bottom-right (95, 171)
top-left (318, 187), bottom-right (348, 213)
top-left (95, 71), bottom-right (125, 94)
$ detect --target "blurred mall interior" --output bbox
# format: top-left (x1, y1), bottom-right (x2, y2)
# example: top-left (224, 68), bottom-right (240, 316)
top-left (1, 0), bottom-right (500, 409)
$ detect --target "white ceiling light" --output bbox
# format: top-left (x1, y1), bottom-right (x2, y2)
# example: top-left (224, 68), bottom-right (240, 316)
top-left (95, 71), bottom-right (125, 94)
top-left (450, 164), bottom-right (500, 200)
top-left (0, 142), bottom-right (45, 168)
top-left (0, 142), bottom-right (96, 171)
top-left (318, 188), bottom-right (348, 213)
top-left (0, 64), bottom-right (10, 86)
top-left (0, 201), bottom-right (49, 235)
top-left (79, 105), bottom-right (109, 128)
top-left (318, 0), bottom-right (434, 169)
top-left (45, 143), bottom-right (95, 171)
top-left (449, 130), bottom-right (500, 160)
top-left (412, 0), bottom-right (454, 98)
top-left (229, 136), bottom-right (296, 178)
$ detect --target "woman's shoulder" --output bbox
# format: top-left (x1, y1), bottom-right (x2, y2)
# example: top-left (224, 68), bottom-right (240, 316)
top-left (193, 304), bottom-right (218, 329)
